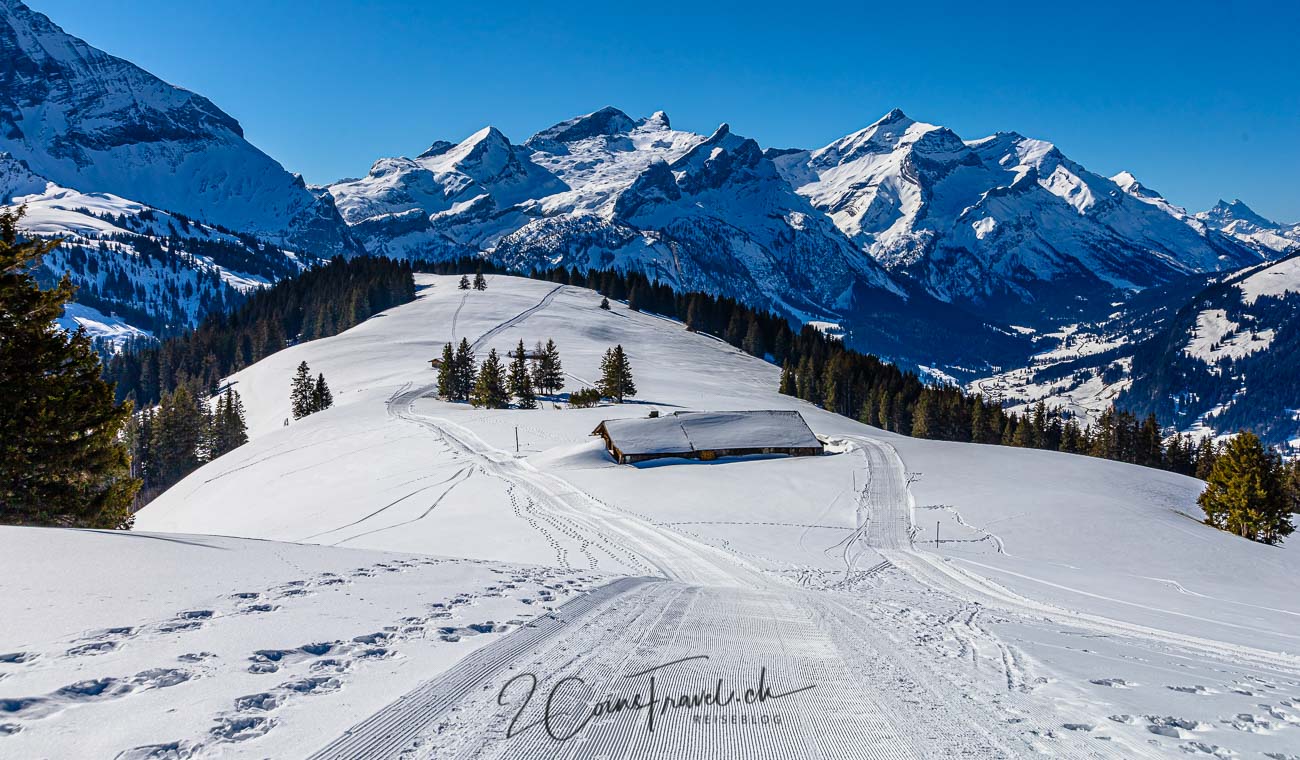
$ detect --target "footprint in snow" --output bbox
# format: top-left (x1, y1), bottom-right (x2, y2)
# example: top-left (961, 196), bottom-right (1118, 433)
top-left (1090, 678), bottom-right (1135, 688)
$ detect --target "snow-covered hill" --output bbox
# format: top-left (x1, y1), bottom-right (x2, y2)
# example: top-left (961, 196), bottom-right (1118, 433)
top-left (44, 274), bottom-right (1281, 758)
top-left (0, 0), bottom-right (357, 257)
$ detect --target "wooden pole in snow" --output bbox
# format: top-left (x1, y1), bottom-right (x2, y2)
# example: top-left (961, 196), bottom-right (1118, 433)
top-left (935, 521), bottom-right (940, 548)
top-left (515, 427), bottom-right (520, 453)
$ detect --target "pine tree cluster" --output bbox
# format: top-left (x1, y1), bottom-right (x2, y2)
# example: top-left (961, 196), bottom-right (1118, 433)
top-left (126, 385), bottom-right (249, 505)
top-left (290, 361), bottom-right (333, 419)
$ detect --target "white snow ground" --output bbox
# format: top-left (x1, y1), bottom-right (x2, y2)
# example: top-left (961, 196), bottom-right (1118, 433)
top-left (6, 275), bottom-right (1299, 758)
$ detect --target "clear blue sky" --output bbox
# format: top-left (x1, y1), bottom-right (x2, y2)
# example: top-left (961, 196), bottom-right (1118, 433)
top-left (31, 0), bottom-right (1300, 221)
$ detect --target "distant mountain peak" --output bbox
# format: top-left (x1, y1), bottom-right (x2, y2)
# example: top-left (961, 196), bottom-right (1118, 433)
top-left (417, 140), bottom-right (455, 160)
top-left (1202, 198), bottom-right (1279, 229)
top-left (526, 106), bottom-right (637, 146)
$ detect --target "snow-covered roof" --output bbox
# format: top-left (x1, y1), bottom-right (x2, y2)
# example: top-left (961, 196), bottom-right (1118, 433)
top-left (593, 410), bottom-right (821, 455)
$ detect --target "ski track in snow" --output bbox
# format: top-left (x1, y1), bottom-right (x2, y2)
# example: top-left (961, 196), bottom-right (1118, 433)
top-left (295, 296), bottom-right (1273, 759)
top-left (32, 277), bottom-right (1298, 758)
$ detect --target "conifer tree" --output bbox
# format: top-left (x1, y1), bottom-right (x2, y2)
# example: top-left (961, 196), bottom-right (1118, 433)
top-left (311, 373), bottom-right (334, 412)
top-left (290, 361), bottom-right (315, 419)
top-left (150, 386), bottom-right (206, 490)
top-left (509, 340), bottom-right (537, 409)
top-left (1198, 431), bottom-right (1294, 544)
top-left (533, 339), bottom-right (565, 396)
top-left (599, 296), bottom-right (611, 310)
top-left (779, 362), bottom-right (796, 396)
top-left (0, 207), bottom-right (138, 528)
top-left (211, 388), bottom-right (249, 458)
top-left (473, 268), bottom-right (487, 291)
top-left (437, 342), bottom-right (456, 399)
top-left (597, 345), bottom-right (637, 403)
top-left (743, 318), bottom-right (763, 356)
top-left (911, 394), bottom-right (936, 438)
top-left (458, 274), bottom-right (471, 290)
top-left (471, 349), bottom-right (509, 408)
top-left (453, 338), bottom-right (476, 401)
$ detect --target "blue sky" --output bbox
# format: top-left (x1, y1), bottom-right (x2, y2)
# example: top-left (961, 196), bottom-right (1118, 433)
top-left (32, 0), bottom-right (1300, 220)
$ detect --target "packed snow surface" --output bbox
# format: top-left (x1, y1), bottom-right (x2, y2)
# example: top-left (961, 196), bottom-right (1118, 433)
top-left (6, 276), bottom-right (1299, 758)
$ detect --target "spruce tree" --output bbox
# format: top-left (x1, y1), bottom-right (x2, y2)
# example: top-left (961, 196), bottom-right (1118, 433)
top-left (291, 361), bottom-right (315, 419)
top-left (437, 343), bottom-right (456, 399)
top-left (508, 340), bottom-right (537, 409)
top-left (597, 345), bottom-right (637, 402)
top-left (911, 394), bottom-right (936, 438)
top-left (458, 274), bottom-right (471, 290)
top-left (453, 338), bottom-right (476, 401)
top-left (473, 268), bottom-right (487, 291)
top-left (1198, 431), bottom-right (1294, 544)
top-left (0, 207), bottom-right (139, 528)
top-left (471, 349), bottom-right (509, 408)
top-left (599, 296), bottom-right (611, 310)
top-left (311, 373), bottom-right (334, 412)
top-left (533, 339), bottom-right (565, 396)
top-left (211, 388), bottom-right (249, 458)
top-left (150, 386), bottom-right (206, 490)
top-left (742, 318), bottom-right (763, 356)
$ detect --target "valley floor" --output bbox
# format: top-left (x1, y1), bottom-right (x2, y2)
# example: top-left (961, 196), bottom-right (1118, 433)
top-left (5, 276), bottom-right (1299, 758)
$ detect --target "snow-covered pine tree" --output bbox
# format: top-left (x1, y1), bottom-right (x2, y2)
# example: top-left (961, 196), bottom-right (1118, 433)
top-left (437, 342), bottom-right (456, 399)
top-left (597, 345), bottom-right (636, 403)
top-left (453, 338), bottom-right (476, 401)
top-left (508, 340), bottom-right (537, 409)
top-left (0, 207), bottom-right (138, 528)
top-left (311, 373), bottom-right (334, 413)
top-left (458, 274), bottom-right (471, 290)
top-left (473, 269), bottom-right (487, 291)
top-left (599, 296), bottom-right (610, 310)
top-left (290, 361), bottom-right (315, 419)
top-left (471, 349), bottom-right (509, 409)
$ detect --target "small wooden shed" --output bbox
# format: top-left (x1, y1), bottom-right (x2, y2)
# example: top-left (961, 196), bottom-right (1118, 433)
top-left (591, 410), bottom-right (823, 465)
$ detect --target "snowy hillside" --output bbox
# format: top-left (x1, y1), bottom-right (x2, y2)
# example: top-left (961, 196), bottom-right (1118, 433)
top-left (8, 275), bottom-right (1261, 758)
top-left (0, 0), bottom-right (357, 257)
top-left (2, 153), bottom-right (309, 344)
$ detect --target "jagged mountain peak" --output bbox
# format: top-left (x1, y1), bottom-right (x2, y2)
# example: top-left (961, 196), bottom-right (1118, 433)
top-left (1200, 198), bottom-right (1280, 229)
top-left (525, 106), bottom-right (637, 147)
top-left (641, 110), bottom-right (671, 130)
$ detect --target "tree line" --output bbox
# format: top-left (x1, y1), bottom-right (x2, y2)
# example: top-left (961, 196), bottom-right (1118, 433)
top-left (419, 257), bottom-right (1295, 544)
top-left (126, 386), bottom-right (248, 504)
top-left (105, 255), bottom-right (416, 407)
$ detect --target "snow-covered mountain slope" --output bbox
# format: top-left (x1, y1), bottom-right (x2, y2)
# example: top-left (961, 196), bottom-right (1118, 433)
top-left (329, 108), bottom-right (904, 323)
top-left (1195, 198), bottom-right (1300, 255)
top-left (0, 0), bottom-right (357, 257)
top-left (3, 153), bottom-right (307, 344)
top-left (1120, 252), bottom-right (1300, 448)
top-left (124, 276), bottom-right (1300, 758)
top-left (773, 110), bottom-right (1263, 320)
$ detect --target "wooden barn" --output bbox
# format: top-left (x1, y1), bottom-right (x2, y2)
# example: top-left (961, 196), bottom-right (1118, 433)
top-left (591, 410), bottom-right (824, 465)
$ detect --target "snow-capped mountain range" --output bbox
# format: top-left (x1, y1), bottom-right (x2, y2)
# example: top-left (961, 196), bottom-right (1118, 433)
top-left (3, 0), bottom-right (1298, 437)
